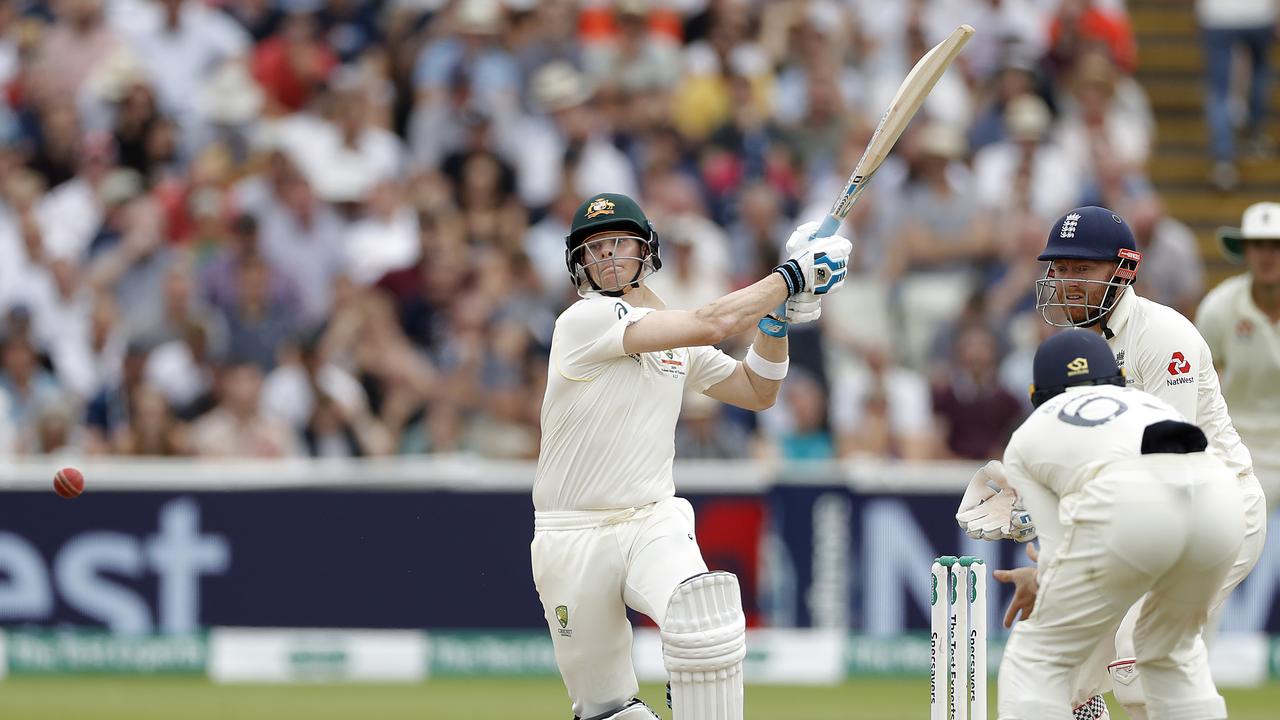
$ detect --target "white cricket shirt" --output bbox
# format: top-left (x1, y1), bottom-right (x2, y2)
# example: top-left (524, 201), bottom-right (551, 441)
top-left (1102, 287), bottom-right (1256, 484)
top-left (1196, 274), bottom-right (1280, 472)
top-left (533, 294), bottom-right (738, 512)
top-left (1004, 384), bottom-right (1197, 497)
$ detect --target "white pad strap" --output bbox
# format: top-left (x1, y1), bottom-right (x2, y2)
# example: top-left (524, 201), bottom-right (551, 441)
top-left (1108, 659), bottom-right (1148, 720)
top-left (661, 571), bottom-right (746, 720)
top-left (745, 345), bottom-right (788, 380)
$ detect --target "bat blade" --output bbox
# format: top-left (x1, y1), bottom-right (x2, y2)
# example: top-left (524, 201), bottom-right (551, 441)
top-left (813, 24), bottom-right (975, 240)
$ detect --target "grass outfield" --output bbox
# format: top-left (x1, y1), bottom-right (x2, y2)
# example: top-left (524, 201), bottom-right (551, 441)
top-left (2, 677), bottom-right (1279, 719)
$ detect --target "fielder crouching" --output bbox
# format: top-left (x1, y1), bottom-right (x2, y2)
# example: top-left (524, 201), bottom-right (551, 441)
top-left (530, 193), bottom-right (852, 720)
top-left (994, 330), bottom-right (1246, 720)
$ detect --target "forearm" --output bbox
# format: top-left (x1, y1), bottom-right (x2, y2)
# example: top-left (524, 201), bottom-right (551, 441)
top-left (743, 327), bottom-right (787, 403)
top-left (695, 273), bottom-right (791, 340)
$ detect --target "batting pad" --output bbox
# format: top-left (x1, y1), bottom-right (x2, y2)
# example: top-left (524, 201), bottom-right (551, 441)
top-left (661, 572), bottom-right (746, 720)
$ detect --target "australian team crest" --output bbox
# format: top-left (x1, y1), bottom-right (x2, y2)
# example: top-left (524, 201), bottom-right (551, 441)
top-left (655, 348), bottom-right (687, 378)
top-left (585, 197), bottom-right (615, 219)
top-left (555, 605), bottom-right (572, 636)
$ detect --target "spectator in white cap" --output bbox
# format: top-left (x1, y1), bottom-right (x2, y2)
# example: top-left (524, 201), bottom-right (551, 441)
top-left (511, 60), bottom-right (636, 210)
top-left (1197, 201), bottom-right (1280, 512)
top-left (973, 92), bottom-right (1082, 219)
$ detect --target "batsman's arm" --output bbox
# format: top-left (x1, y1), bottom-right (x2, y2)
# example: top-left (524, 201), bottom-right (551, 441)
top-left (701, 324), bottom-right (788, 412)
top-left (622, 273), bottom-right (791, 355)
top-left (623, 233), bottom-right (851, 355)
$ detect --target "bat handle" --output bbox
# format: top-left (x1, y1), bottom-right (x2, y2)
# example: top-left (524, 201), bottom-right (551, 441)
top-left (812, 214), bottom-right (842, 241)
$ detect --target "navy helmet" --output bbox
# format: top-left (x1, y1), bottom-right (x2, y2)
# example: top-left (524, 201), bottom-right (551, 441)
top-left (1038, 205), bottom-right (1136, 261)
top-left (1029, 329), bottom-right (1125, 407)
top-left (1035, 206), bottom-right (1143, 331)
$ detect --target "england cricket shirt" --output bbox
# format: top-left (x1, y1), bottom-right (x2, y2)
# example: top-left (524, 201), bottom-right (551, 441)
top-left (1103, 287), bottom-right (1255, 484)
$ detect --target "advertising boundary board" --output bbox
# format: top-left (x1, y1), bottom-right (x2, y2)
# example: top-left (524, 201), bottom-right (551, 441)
top-left (1, 459), bottom-right (1276, 637)
top-left (0, 629), bottom-right (1274, 687)
top-left (1, 486), bottom-right (1277, 634)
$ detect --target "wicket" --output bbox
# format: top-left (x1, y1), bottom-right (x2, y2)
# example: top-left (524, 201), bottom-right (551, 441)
top-left (931, 555), bottom-right (987, 720)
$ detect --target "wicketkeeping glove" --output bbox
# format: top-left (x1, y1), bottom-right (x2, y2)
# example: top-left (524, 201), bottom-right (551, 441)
top-left (955, 460), bottom-right (1037, 543)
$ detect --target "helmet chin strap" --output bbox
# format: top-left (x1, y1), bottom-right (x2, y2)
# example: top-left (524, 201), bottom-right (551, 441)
top-left (1099, 316), bottom-right (1115, 340)
top-left (1077, 308), bottom-right (1115, 339)
top-left (1091, 314), bottom-right (1116, 340)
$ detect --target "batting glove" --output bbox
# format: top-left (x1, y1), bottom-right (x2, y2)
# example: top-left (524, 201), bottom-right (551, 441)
top-left (773, 235), bottom-right (851, 297)
top-left (786, 293), bottom-right (822, 324)
top-left (784, 221), bottom-right (824, 257)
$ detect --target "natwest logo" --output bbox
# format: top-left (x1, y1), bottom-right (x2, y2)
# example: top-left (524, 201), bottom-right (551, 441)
top-left (1167, 352), bottom-right (1191, 376)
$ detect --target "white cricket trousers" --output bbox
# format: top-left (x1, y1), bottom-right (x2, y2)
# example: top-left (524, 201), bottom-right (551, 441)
top-left (1066, 473), bottom-right (1268, 712)
top-left (531, 497), bottom-right (708, 718)
top-left (999, 455), bottom-right (1245, 720)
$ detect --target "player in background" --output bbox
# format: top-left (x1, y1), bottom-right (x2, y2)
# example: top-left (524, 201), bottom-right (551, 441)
top-left (1197, 202), bottom-right (1280, 513)
top-left (995, 329), bottom-right (1245, 720)
top-left (957, 205), bottom-right (1264, 719)
top-left (531, 192), bottom-right (851, 720)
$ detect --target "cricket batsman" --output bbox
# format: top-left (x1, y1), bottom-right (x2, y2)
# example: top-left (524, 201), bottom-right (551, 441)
top-left (995, 329), bottom-right (1245, 720)
top-left (530, 192), bottom-right (852, 720)
top-left (956, 206), bottom-right (1265, 719)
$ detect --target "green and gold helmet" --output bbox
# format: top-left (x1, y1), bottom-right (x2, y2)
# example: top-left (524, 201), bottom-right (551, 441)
top-left (564, 193), bottom-right (662, 295)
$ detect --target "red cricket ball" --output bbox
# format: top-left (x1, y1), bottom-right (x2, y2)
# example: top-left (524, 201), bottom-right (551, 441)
top-left (54, 467), bottom-right (85, 499)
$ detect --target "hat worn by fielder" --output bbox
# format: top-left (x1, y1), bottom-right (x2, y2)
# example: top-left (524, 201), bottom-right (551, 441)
top-left (1217, 201), bottom-right (1280, 263)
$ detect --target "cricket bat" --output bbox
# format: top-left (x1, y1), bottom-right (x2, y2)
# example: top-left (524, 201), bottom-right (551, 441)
top-left (811, 24), bottom-right (975, 241)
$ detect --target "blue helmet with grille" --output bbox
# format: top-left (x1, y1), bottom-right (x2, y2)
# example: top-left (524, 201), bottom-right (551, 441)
top-left (1035, 206), bottom-right (1143, 332)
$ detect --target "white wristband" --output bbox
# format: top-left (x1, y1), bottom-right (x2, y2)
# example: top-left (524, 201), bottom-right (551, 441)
top-left (745, 345), bottom-right (788, 380)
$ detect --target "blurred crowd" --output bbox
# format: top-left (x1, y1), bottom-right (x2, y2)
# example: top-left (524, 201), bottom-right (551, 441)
top-left (0, 0), bottom-right (1218, 461)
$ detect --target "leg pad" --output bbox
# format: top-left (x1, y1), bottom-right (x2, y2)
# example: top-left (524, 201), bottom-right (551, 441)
top-left (661, 572), bottom-right (746, 720)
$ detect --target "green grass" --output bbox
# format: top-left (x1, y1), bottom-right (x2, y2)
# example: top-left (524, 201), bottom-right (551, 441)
top-left (1, 676), bottom-right (1278, 719)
